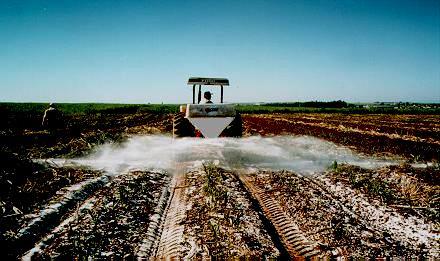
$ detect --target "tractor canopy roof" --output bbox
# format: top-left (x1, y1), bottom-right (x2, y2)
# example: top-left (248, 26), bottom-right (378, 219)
top-left (187, 77), bottom-right (229, 86)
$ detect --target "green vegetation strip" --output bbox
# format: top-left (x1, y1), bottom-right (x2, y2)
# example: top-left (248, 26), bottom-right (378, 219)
top-left (2, 102), bottom-right (439, 115)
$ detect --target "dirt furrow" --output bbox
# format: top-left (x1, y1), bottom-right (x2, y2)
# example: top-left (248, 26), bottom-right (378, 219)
top-left (24, 170), bottom-right (170, 259)
top-left (281, 114), bottom-right (440, 131)
top-left (22, 197), bottom-right (99, 259)
top-left (270, 116), bottom-right (439, 144)
top-left (12, 174), bottom-right (110, 258)
top-left (243, 115), bottom-right (440, 161)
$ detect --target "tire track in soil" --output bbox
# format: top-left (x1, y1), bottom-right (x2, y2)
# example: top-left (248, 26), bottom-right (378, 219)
top-left (136, 178), bottom-right (172, 257)
top-left (148, 168), bottom-right (324, 259)
top-left (141, 167), bottom-right (286, 259)
top-left (237, 173), bottom-right (325, 258)
top-left (152, 174), bottom-right (187, 258)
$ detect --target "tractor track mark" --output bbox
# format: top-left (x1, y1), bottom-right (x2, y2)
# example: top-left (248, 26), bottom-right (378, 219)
top-left (237, 174), bottom-right (323, 258)
top-left (151, 174), bottom-right (188, 259)
top-left (136, 177), bottom-right (172, 257)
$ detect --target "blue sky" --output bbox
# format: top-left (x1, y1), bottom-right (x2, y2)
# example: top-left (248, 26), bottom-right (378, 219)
top-left (1, 0), bottom-right (439, 103)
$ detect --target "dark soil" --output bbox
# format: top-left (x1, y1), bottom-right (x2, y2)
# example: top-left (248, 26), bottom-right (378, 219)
top-left (0, 150), bottom-right (103, 259)
top-left (0, 111), bottom-right (172, 159)
top-left (0, 109), bottom-right (172, 259)
top-left (243, 114), bottom-right (440, 161)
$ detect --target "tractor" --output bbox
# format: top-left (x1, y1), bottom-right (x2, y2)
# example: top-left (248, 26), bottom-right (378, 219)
top-left (173, 77), bottom-right (242, 138)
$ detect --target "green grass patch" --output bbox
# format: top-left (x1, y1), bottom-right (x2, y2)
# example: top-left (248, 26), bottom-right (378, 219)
top-left (332, 164), bottom-right (396, 203)
top-left (349, 174), bottom-right (395, 202)
top-left (202, 163), bottom-right (228, 208)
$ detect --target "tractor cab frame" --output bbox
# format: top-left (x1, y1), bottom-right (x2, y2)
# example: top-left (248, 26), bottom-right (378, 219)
top-left (187, 77), bottom-right (229, 104)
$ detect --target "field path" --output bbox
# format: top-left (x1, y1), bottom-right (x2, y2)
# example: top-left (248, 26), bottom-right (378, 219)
top-left (152, 174), bottom-right (188, 258)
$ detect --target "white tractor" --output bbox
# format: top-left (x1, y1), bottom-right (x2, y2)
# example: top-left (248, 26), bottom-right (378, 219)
top-left (173, 77), bottom-right (242, 138)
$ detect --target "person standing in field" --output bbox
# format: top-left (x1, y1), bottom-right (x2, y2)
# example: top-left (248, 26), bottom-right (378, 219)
top-left (42, 103), bottom-right (62, 130)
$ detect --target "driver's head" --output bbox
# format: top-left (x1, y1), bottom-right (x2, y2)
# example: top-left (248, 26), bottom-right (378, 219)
top-left (204, 91), bottom-right (212, 100)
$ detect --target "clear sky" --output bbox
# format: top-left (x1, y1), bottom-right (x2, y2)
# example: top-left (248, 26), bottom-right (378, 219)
top-left (1, 0), bottom-right (439, 103)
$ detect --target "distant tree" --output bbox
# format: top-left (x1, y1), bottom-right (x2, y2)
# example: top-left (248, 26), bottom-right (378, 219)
top-left (262, 100), bottom-right (349, 108)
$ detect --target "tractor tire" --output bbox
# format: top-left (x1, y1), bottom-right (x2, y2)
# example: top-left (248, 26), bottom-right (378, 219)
top-left (222, 113), bottom-right (243, 137)
top-left (173, 113), bottom-right (195, 138)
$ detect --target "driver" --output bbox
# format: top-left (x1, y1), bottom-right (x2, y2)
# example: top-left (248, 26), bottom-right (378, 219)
top-left (204, 91), bottom-right (213, 104)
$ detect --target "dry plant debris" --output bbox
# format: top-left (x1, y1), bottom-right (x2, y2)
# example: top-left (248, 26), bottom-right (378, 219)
top-left (250, 168), bottom-right (439, 258)
top-left (182, 164), bottom-right (280, 259)
top-left (34, 171), bottom-right (169, 259)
